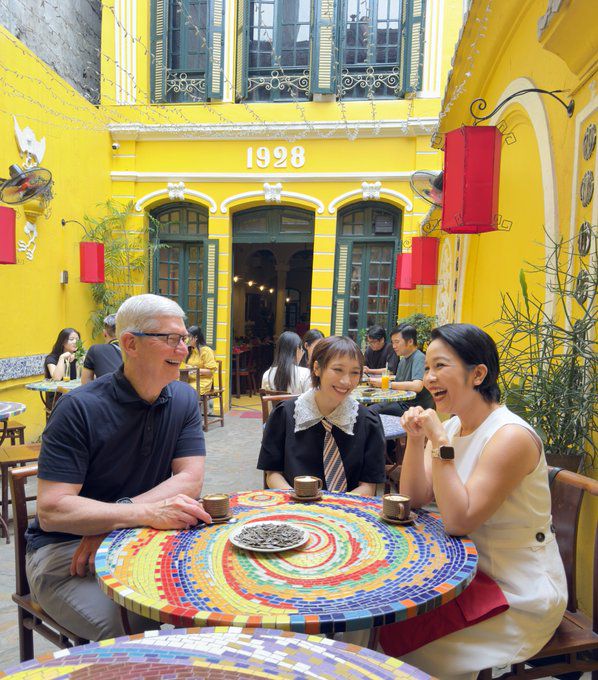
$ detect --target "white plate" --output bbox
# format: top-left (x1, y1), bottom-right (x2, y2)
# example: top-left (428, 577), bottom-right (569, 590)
top-left (229, 521), bottom-right (309, 553)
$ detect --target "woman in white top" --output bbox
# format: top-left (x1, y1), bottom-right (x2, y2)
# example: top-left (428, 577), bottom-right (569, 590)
top-left (261, 331), bottom-right (311, 394)
top-left (389, 323), bottom-right (566, 680)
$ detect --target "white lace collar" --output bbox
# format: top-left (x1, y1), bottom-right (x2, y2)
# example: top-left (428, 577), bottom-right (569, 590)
top-left (294, 388), bottom-right (359, 435)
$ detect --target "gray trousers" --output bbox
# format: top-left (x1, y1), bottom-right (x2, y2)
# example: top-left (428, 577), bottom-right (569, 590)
top-left (26, 539), bottom-right (160, 641)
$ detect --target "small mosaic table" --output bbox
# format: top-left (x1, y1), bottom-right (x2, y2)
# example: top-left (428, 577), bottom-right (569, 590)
top-left (353, 385), bottom-right (416, 405)
top-left (25, 379), bottom-right (81, 420)
top-left (0, 401), bottom-right (26, 448)
top-left (0, 627), bottom-right (431, 679)
top-left (96, 491), bottom-right (477, 636)
top-left (380, 414), bottom-right (406, 441)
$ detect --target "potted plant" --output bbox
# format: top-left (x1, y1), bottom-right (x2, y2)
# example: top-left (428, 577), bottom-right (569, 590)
top-left (492, 230), bottom-right (597, 471)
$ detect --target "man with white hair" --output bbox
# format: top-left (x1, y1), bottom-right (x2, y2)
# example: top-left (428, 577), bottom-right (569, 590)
top-left (26, 294), bottom-right (211, 641)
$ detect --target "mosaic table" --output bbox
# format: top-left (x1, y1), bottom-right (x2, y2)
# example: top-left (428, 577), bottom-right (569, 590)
top-left (0, 627), bottom-right (431, 679)
top-left (380, 414), bottom-right (407, 440)
top-left (25, 379), bottom-right (81, 420)
top-left (96, 491), bottom-right (477, 635)
top-left (0, 401), bottom-right (26, 448)
top-left (353, 385), bottom-right (416, 405)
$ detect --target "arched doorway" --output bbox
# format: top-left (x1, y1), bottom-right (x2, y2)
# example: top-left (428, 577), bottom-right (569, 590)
top-left (331, 201), bottom-right (403, 340)
top-left (232, 206), bottom-right (314, 341)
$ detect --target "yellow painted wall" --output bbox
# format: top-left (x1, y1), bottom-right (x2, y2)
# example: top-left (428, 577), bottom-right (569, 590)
top-left (439, 0), bottom-right (597, 616)
top-left (0, 26), bottom-right (111, 441)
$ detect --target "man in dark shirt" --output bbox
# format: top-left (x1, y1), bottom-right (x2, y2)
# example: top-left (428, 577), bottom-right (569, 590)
top-left (369, 325), bottom-right (434, 417)
top-left (26, 294), bottom-right (211, 641)
top-left (81, 314), bottom-right (122, 384)
top-left (363, 325), bottom-right (398, 376)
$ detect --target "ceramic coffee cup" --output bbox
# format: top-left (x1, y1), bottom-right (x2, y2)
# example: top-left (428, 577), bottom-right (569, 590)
top-left (383, 494), bottom-right (411, 520)
top-left (294, 476), bottom-right (323, 498)
top-left (202, 493), bottom-right (230, 518)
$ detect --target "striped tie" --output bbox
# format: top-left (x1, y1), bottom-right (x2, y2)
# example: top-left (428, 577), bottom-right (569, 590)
top-left (321, 419), bottom-right (347, 492)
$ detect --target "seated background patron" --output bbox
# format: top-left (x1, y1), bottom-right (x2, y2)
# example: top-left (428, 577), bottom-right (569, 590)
top-left (44, 328), bottom-right (80, 381)
top-left (81, 314), bottom-right (121, 384)
top-left (261, 331), bottom-right (311, 394)
top-left (363, 324), bottom-right (398, 376)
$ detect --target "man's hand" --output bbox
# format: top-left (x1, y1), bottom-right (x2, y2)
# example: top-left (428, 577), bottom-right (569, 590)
top-left (147, 494), bottom-right (212, 530)
top-left (70, 533), bottom-right (108, 577)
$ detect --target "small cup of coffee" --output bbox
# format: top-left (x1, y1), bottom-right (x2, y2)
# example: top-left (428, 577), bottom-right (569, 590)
top-left (383, 494), bottom-right (411, 521)
top-left (294, 476), bottom-right (323, 498)
top-left (202, 493), bottom-right (230, 518)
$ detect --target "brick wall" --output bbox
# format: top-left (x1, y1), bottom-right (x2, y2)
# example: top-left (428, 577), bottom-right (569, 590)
top-left (0, 0), bottom-right (101, 102)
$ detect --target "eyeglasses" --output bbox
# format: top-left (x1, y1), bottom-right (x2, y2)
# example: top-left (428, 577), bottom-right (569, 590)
top-left (131, 332), bottom-right (189, 348)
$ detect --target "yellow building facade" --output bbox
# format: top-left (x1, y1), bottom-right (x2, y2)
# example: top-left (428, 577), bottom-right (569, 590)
top-left (436, 0), bottom-right (597, 614)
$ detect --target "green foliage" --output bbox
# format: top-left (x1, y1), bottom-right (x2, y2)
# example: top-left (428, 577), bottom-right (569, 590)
top-left (493, 230), bottom-right (597, 468)
top-left (74, 338), bottom-right (86, 364)
top-left (82, 201), bottom-right (159, 338)
top-left (397, 313), bottom-right (437, 350)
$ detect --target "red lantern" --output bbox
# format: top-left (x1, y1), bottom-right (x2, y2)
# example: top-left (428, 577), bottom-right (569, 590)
top-left (80, 242), bottom-right (105, 283)
top-left (0, 206), bottom-right (16, 264)
top-left (395, 253), bottom-right (415, 290)
top-left (412, 237), bottom-right (439, 285)
top-left (442, 125), bottom-right (502, 234)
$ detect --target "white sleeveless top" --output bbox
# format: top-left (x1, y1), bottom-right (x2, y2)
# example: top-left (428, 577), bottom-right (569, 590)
top-left (443, 406), bottom-right (566, 623)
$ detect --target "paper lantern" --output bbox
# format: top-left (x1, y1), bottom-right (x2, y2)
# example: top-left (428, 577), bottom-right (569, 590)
top-left (0, 206), bottom-right (16, 264)
top-left (395, 253), bottom-right (415, 290)
top-left (79, 242), bottom-right (105, 283)
top-left (442, 125), bottom-right (502, 234)
top-left (412, 237), bottom-right (439, 285)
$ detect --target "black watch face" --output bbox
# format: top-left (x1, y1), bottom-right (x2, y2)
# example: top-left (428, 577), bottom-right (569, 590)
top-left (440, 446), bottom-right (455, 460)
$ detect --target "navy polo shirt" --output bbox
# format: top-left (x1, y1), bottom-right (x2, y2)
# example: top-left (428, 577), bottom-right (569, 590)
top-left (26, 368), bottom-right (205, 551)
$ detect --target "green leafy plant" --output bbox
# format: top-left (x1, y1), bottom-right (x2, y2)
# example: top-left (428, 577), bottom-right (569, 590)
top-left (397, 313), bottom-right (438, 350)
top-left (74, 338), bottom-right (86, 364)
top-left (81, 201), bottom-right (160, 337)
top-left (492, 230), bottom-right (597, 469)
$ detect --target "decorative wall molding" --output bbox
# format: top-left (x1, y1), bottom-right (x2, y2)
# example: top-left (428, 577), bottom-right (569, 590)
top-left (220, 184), bottom-right (325, 214)
top-left (14, 116), bottom-right (46, 167)
top-left (107, 117), bottom-right (439, 141)
top-left (0, 355), bottom-right (45, 382)
top-left (135, 185), bottom-right (218, 213)
top-left (328, 184), bottom-right (413, 213)
top-left (114, 171), bottom-right (414, 184)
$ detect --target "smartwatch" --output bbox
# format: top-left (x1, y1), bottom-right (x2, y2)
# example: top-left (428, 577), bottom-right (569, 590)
top-left (116, 497), bottom-right (134, 504)
top-left (431, 445), bottom-right (455, 460)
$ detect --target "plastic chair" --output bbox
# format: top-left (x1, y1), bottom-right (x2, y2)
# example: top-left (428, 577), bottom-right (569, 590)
top-left (478, 466), bottom-right (598, 679)
top-left (9, 465), bottom-right (89, 661)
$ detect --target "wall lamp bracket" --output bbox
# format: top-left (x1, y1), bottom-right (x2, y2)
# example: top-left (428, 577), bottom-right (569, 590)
top-left (470, 88), bottom-right (574, 125)
top-left (61, 218), bottom-right (93, 239)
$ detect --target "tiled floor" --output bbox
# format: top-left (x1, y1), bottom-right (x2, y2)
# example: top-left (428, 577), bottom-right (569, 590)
top-left (0, 396), bottom-right (591, 677)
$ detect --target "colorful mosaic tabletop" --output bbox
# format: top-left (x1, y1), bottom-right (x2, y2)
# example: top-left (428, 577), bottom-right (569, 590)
top-left (25, 379), bottom-right (82, 392)
top-left (0, 401), bottom-right (26, 420)
top-left (96, 491), bottom-right (477, 634)
top-left (380, 414), bottom-right (407, 440)
top-left (0, 627), bottom-right (431, 679)
top-left (353, 386), bottom-right (416, 405)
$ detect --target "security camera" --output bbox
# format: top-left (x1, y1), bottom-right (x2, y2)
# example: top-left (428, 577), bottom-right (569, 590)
top-left (111, 142), bottom-right (120, 150)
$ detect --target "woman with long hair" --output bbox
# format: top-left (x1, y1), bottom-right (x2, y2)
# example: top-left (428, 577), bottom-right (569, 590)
top-left (301, 328), bottom-right (324, 365)
top-left (185, 326), bottom-right (217, 395)
top-left (380, 323), bottom-right (566, 679)
top-left (261, 331), bottom-right (311, 394)
top-left (44, 328), bottom-right (80, 380)
top-left (258, 335), bottom-right (385, 495)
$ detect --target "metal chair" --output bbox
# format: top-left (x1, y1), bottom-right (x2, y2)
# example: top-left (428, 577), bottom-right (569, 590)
top-left (478, 466), bottom-right (598, 679)
top-left (198, 359), bottom-right (225, 432)
top-left (9, 465), bottom-right (89, 661)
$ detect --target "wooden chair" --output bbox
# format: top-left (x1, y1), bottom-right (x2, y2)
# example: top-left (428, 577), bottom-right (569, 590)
top-left (0, 443), bottom-right (41, 543)
top-left (232, 350), bottom-right (257, 398)
top-left (259, 392), bottom-right (297, 488)
top-left (4, 420), bottom-right (26, 445)
top-left (198, 359), bottom-right (225, 432)
top-left (9, 465), bottom-right (89, 661)
top-left (478, 466), bottom-right (598, 679)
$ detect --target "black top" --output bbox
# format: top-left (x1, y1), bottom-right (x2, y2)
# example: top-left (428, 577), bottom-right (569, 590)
top-left (364, 343), bottom-right (397, 373)
top-left (26, 368), bottom-right (205, 551)
top-left (44, 352), bottom-right (77, 380)
top-left (83, 340), bottom-right (122, 378)
top-left (257, 398), bottom-right (386, 491)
